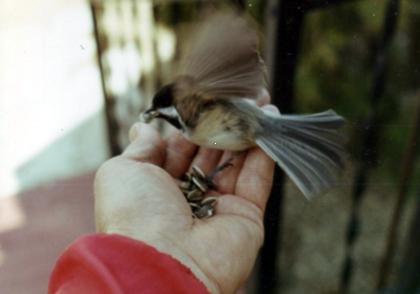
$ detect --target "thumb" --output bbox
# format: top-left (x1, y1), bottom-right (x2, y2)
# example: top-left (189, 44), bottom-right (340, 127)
top-left (121, 122), bottom-right (166, 166)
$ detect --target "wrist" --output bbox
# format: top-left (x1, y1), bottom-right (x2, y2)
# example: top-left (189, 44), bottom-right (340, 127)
top-left (150, 236), bottom-right (221, 294)
top-left (102, 228), bottom-right (220, 294)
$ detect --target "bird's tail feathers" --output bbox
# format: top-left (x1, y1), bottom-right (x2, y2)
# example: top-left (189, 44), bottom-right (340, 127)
top-left (256, 110), bottom-right (346, 198)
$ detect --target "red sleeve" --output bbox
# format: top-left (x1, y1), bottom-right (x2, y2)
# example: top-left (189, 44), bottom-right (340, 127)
top-left (48, 234), bottom-right (209, 294)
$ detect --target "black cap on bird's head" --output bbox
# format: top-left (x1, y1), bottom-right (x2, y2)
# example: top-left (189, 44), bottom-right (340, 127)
top-left (151, 84), bottom-right (175, 109)
top-left (141, 83), bottom-right (182, 129)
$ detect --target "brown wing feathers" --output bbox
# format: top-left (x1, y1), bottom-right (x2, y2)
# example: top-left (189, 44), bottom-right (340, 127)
top-left (179, 12), bottom-right (266, 100)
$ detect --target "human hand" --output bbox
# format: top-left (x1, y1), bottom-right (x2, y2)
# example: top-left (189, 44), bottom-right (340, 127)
top-left (94, 105), bottom-right (276, 293)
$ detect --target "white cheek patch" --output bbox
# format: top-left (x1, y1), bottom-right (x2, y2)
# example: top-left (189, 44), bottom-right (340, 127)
top-left (158, 106), bottom-right (178, 118)
top-left (157, 106), bottom-right (188, 131)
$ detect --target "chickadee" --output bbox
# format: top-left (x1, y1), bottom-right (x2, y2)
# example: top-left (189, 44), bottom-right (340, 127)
top-left (141, 12), bottom-right (346, 198)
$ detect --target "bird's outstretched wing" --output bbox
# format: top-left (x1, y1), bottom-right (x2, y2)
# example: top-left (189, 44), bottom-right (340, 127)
top-left (179, 12), bottom-right (266, 100)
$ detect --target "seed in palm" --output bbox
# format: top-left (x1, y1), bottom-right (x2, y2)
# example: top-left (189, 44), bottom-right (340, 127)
top-left (186, 189), bottom-right (204, 202)
top-left (193, 197), bottom-right (217, 219)
top-left (179, 160), bottom-right (234, 219)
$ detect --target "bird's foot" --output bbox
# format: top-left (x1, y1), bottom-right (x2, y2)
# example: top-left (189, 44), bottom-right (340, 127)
top-left (180, 158), bottom-right (234, 219)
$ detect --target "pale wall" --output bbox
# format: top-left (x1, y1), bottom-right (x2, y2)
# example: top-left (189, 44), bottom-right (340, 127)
top-left (0, 0), bottom-right (110, 197)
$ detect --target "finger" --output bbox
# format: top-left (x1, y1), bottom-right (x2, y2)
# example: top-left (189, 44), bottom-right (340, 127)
top-left (235, 147), bottom-right (275, 213)
top-left (214, 195), bottom-right (263, 230)
top-left (213, 151), bottom-right (246, 194)
top-left (122, 123), bottom-right (166, 166)
top-left (164, 131), bottom-right (198, 178)
top-left (256, 88), bottom-right (271, 106)
top-left (190, 147), bottom-right (223, 175)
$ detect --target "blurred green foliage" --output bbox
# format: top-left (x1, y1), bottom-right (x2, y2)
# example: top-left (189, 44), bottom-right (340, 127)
top-left (295, 0), bottom-right (420, 194)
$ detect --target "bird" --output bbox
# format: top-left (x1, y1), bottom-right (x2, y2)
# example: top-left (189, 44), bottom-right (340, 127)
top-left (141, 11), bottom-right (346, 199)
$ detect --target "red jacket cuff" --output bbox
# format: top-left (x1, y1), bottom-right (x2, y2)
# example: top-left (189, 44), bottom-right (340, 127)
top-left (48, 233), bottom-right (209, 294)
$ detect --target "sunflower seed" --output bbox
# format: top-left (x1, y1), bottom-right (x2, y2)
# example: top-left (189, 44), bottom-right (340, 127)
top-left (182, 172), bottom-right (193, 182)
top-left (192, 166), bottom-right (206, 180)
top-left (193, 204), bottom-right (215, 219)
top-left (201, 197), bottom-right (217, 207)
top-left (189, 202), bottom-right (200, 209)
top-left (191, 176), bottom-right (209, 192)
top-left (180, 180), bottom-right (192, 190)
top-left (187, 189), bottom-right (204, 202)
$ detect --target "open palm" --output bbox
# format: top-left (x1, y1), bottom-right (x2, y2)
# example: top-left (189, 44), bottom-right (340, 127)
top-left (94, 121), bottom-right (275, 294)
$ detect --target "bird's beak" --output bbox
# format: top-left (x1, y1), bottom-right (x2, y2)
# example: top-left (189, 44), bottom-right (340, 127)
top-left (140, 108), bottom-right (159, 123)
